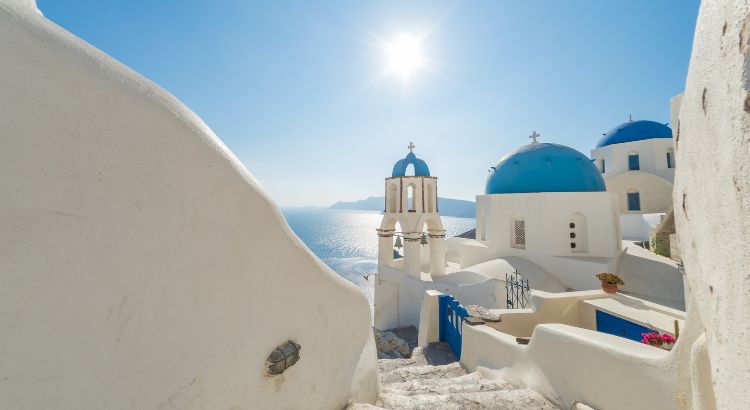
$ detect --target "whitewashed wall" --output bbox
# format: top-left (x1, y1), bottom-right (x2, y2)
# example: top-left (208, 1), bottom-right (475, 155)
top-left (374, 264), bottom-right (506, 330)
top-left (468, 192), bottom-right (620, 290)
top-left (0, 2), bottom-right (378, 408)
top-left (672, 0), bottom-right (750, 407)
top-left (591, 138), bottom-right (676, 182)
top-left (603, 171), bottom-right (674, 214)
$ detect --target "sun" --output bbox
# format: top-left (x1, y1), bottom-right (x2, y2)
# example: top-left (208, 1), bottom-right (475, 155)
top-left (385, 33), bottom-right (424, 79)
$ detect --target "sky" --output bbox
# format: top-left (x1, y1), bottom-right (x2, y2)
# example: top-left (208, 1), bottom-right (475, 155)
top-left (37, 0), bottom-right (701, 207)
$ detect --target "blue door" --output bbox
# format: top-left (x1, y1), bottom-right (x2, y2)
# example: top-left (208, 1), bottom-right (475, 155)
top-left (439, 295), bottom-right (469, 359)
top-left (596, 310), bottom-right (652, 342)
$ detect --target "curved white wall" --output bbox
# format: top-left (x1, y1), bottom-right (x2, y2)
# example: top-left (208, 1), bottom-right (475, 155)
top-left (591, 137), bottom-right (676, 182)
top-left (672, 1), bottom-right (750, 407)
top-left (605, 171), bottom-right (674, 214)
top-left (0, 2), bottom-right (378, 408)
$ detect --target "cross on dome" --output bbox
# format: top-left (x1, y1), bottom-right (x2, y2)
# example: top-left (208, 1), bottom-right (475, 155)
top-left (408, 142), bottom-right (415, 153)
top-left (529, 131), bottom-right (540, 144)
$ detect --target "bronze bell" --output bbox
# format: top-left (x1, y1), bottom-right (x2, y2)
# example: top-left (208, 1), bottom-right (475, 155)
top-left (420, 233), bottom-right (428, 245)
top-left (394, 235), bottom-right (403, 248)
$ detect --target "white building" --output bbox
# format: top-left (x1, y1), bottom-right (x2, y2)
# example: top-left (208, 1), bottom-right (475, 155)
top-left (469, 137), bottom-right (622, 291)
top-left (375, 136), bottom-right (684, 332)
top-left (590, 119), bottom-right (676, 240)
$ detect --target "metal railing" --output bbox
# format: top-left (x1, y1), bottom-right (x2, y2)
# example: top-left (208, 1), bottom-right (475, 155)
top-left (505, 271), bottom-right (530, 309)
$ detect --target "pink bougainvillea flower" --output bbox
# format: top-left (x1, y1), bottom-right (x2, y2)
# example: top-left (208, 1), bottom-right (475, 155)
top-left (661, 334), bottom-right (676, 344)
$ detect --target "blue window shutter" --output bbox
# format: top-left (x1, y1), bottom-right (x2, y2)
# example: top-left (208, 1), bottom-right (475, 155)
top-left (628, 154), bottom-right (640, 170)
top-left (627, 192), bottom-right (641, 211)
top-left (666, 152), bottom-right (673, 168)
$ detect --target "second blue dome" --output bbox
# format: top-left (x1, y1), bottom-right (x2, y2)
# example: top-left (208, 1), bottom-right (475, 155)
top-left (595, 120), bottom-right (672, 148)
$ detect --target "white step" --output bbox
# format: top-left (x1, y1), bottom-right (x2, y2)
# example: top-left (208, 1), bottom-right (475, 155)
top-left (382, 372), bottom-right (512, 396)
top-left (376, 388), bottom-right (558, 410)
top-left (380, 362), bottom-right (467, 385)
top-left (378, 347), bottom-right (429, 373)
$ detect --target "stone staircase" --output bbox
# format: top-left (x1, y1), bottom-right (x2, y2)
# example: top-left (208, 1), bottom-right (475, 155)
top-left (348, 343), bottom-right (558, 410)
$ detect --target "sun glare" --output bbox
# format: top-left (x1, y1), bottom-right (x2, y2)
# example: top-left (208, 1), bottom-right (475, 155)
top-left (385, 33), bottom-right (424, 79)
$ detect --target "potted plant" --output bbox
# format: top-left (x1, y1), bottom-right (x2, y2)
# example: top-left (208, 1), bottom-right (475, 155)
top-left (596, 273), bottom-right (624, 294)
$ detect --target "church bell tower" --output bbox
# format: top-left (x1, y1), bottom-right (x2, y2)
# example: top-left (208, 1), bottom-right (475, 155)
top-left (377, 143), bottom-right (446, 277)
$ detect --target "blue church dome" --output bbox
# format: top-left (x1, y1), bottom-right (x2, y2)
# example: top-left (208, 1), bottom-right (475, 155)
top-left (595, 120), bottom-right (672, 148)
top-left (392, 152), bottom-right (430, 177)
top-left (485, 143), bottom-right (606, 195)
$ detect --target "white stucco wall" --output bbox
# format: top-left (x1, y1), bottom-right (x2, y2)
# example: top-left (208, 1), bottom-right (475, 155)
top-left (0, 2), bottom-right (378, 408)
top-left (462, 192), bottom-right (621, 291)
top-left (374, 264), bottom-right (507, 330)
top-left (591, 137), bottom-right (676, 182)
top-left (671, 1), bottom-right (750, 407)
top-left (605, 171), bottom-right (674, 214)
top-left (619, 213), bottom-right (654, 240)
top-left (461, 323), bottom-right (677, 410)
top-left (475, 192), bottom-right (621, 259)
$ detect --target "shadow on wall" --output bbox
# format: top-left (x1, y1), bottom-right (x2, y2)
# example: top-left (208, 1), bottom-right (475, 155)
top-left (617, 246), bottom-right (684, 310)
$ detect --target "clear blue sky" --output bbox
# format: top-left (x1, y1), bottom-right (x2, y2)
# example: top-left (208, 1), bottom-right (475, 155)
top-left (38, 0), bottom-right (700, 207)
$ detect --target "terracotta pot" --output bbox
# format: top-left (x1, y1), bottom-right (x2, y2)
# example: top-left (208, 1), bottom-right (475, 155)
top-left (601, 283), bottom-right (618, 294)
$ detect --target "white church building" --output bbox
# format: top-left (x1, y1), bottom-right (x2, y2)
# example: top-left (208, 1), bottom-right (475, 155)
top-left (374, 134), bottom-right (683, 331)
top-left (590, 119), bottom-right (676, 239)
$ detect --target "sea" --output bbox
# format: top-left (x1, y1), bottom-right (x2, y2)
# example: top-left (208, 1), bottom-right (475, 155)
top-left (282, 208), bottom-right (476, 306)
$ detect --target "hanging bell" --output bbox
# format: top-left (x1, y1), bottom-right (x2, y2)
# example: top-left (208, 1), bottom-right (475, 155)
top-left (394, 235), bottom-right (403, 249)
top-left (420, 233), bottom-right (428, 245)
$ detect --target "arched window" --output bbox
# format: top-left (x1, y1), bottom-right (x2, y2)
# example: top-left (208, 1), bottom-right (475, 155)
top-left (600, 158), bottom-right (606, 174)
top-left (666, 148), bottom-right (675, 168)
top-left (569, 213), bottom-right (588, 253)
top-left (511, 216), bottom-right (526, 249)
top-left (627, 188), bottom-right (641, 211)
top-left (407, 184), bottom-right (416, 212)
top-left (405, 163), bottom-right (415, 176)
top-left (628, 151), bottom-right (640, 171)
top-left (387, 184), bottom-right (398, 213)
top-left (427, 184), bottom-right (436, 213)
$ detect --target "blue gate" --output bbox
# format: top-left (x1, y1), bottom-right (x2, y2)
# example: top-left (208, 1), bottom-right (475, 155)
top-left (438, 295), bottom-right (469, 359)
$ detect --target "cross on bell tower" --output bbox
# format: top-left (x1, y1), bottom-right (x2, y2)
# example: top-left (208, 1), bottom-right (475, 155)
top-left (408, 141), bottom-right (415, 153)
top-left (529, 131), bottom-right (540, 144)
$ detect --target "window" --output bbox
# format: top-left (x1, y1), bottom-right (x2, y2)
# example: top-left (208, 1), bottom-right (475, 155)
top-left (628, 152), bottom-right (640, 171)
top-left (407, 185), bottom-right (415, 211)
top-left (405, 163), bottom-right (415, 176)
top-left (600, 158), bottom-right (606, 174)
top-left (512, 217), bottom-right (526, 249)
top-left (666, 149), bottom-right (675, 169)
top-left (627, 191), bottom-right (641, 211)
